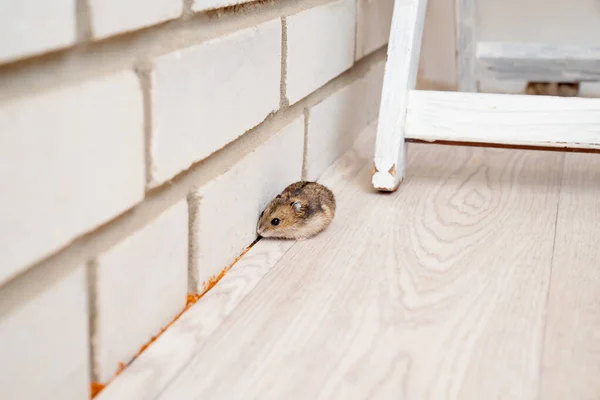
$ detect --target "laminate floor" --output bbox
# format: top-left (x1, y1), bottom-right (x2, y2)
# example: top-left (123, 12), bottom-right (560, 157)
top-left (99, 123), bottom-right (600, 400)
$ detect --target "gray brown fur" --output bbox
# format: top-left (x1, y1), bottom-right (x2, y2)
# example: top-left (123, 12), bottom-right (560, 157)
top-left (525, 82), bottom-right (579, 97)
top-left (257, 181), bottom-right (336, 240)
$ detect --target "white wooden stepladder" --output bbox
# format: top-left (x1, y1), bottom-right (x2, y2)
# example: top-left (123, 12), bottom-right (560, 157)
top-left (372, 0), bottom-right (600, 192)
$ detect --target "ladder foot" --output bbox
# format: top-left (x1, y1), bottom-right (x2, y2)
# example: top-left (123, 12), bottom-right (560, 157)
top-left (372, 163), bottom-right (402, 192)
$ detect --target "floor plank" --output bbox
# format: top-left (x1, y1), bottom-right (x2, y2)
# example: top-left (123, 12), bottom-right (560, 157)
top-left (540, 153), bottom-right (600, 400)
top-left (156, 141), bottom-right (563, 399)
top-left (97, 124), bottom-right (378, 400)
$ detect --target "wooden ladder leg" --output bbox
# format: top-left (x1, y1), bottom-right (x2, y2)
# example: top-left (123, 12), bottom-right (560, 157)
top-left (455, 0), bottom-right (478, 92)
top-left (372, 0), bottom-right (428, 192)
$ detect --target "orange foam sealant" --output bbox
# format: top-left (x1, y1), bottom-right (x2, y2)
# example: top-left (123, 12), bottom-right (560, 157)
top-left (202, 238), bottom-right (259, 292)
top-left (90, 362), bottom-right (125, 397)
top-left (90, 382), bottom-right (105, 398)
top-left (90, 237), bottom-right (260, 398)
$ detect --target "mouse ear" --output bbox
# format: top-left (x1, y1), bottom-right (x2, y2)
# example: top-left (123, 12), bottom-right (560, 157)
top-left (291, 200), bottom-right (302, 212)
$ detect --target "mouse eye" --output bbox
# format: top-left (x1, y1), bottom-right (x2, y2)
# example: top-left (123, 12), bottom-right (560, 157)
top-left (260, 210), bottom-right (264, 218)
top-left (276, 194), bottom-right (281, 199)
top-left (271, 218), bottom-right (280, 226)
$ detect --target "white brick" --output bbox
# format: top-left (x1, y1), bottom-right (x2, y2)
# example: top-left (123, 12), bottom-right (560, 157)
top-left (303, 62), bottom-right (384, 182)
top-left (306, 78), bottom-right (368, 181)
top-left (190, 117), bottom-right (303, 290)
top-left (89, 0), bottom-right (182, 39)
top-left (193, 0), bottom-right (253, 12)
top-left (0, 71), bottom-right (145, 285)
top-left (286, 0), bottom-right (356, 104)
top-left (151, 20), bottom-right (281, 186)
top-left (0, 0), bottom-right (76, 63)
top-left (364, 60), bottom-right (385, 123)
top-left (94, 200), bottom-right (188, 381)
top-left (0, 266), bottom-right (90, 400)
top-left (356, 0), bottom-right (394, 59)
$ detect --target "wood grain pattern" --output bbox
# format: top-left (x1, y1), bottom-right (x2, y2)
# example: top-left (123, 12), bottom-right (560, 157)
top-left (405, 90), bottom-right (600, 149)
top-left (477, 41), bottom-right (600, 82)
top-left (156, 137), bottom-right (564, 398)
top-left (96, 123), bottom-right (378, 400)
top-left (96, 238), bottom-right (296, 400)
top-left (455, 0), bottom-right (478, 92)
top-left (540, 153), bottom-right (600, 400)
top-left (372, 0), bottom-right (428, 191)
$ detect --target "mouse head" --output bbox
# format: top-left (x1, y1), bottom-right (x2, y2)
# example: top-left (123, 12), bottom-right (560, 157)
top-left (256, 194), bottom-right (304, 239)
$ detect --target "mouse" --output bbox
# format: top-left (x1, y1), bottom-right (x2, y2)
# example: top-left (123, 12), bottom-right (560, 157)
top-left (256, 181), bottom-right (336, 240)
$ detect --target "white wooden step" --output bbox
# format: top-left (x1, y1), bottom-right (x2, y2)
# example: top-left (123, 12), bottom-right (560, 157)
top-left (405, 90), bottom-right (600, 150)
top-left (477, 42), bottom-right (600, 82)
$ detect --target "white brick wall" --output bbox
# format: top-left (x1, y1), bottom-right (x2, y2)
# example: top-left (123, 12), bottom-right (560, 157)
top-left (286, 0), bottom-right (356, 104)
top-left (0, 0), bottom-right (76, 63)
top-left (189, 117), bottom-right (304, 291)
top-left (0, 0), bottom-right (390, 391)
top-left (89, 0), bottom-right (182, 39)
top-left (193, 0), bottom-right (253, 12)
top-left (0, 71), bottom-right (145, 285)
top-left (0, 266), bottom-right (90, 400)
top-left (305, 78), bottom-right (368, 181)
top-left (356, 0), bottom-right (394, 59)
top-left (93, 200), bottom-right (188, 381)
top-left (150, 20), bottom-right (281, 186)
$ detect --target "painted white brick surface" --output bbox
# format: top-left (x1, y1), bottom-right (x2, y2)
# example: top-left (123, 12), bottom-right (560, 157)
top-left (193, 0), bottom-right (253, 12)
top-left (306, 78), bottom-right (368, 181)
top-left (190, 117), bottom-right (304, 290)
top-left (356, 0), bottom-right (394, 59)
top-left (89, 0), bottom-right (182, 39)
top-left (0, 266), bottom-right (90, 400)
top-left (151, 20), bottom-right (281, 186)
top-left (0, 71), bottom-right (145, 286)
top-left (286, 0), bottom-right (356, 104)
top-left (94, 200), bottom-right (188, 381)
top-left (0, 0), bottom-right (76, 63)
